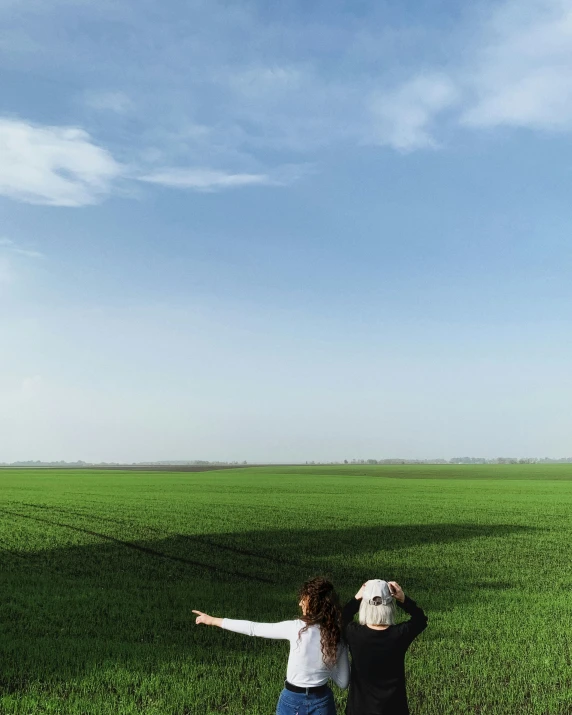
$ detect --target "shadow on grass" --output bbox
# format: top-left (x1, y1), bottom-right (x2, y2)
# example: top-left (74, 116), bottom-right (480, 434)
top-left (0, 506), bottom-right (535, 696)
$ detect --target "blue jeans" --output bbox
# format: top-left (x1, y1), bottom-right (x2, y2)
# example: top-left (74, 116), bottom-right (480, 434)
top-left (276, 686), bottom-right (336, 715)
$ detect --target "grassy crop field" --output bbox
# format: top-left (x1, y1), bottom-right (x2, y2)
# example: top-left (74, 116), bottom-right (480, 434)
top-left (1, 464), bottom-right (572, 714)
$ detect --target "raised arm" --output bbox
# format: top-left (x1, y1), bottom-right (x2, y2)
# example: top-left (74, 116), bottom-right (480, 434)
top-left (388, 582), bottom-right (428, 646)
top-left (341, 598), bottom-right (360, 629)
top-left (193, 610), bottom-right (295, 640)
top-left (397, 596), bottom-right (428, 640)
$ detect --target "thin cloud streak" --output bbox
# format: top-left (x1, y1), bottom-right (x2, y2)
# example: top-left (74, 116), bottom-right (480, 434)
top-left (138, 163), bottom-right (312, 191)
top-left (139, 168), bottom-right (273, 191)
top-left (0, 238), bottom-right (45, 259)
top-left (11, 247), bottom-right (45, 259)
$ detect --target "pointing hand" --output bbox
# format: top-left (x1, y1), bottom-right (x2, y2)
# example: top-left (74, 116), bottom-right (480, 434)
top-left (193, 610), bottom-right (217, 626)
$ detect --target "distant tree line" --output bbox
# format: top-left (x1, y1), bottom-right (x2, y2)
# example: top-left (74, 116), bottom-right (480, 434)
top-left (338, 457), bottom-right (572, 465)
top-left (0, 460), bottom-right (249, 467)
top-left (3, 457), bottom-right (572, 467)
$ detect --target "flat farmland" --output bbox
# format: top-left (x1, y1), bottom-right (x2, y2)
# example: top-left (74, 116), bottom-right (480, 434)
top-left (1, 465), bottom-right (572, 714)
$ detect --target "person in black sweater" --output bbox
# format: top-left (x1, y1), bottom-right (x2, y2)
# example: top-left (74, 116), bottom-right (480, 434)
top-left (342, 579), bottom-right (427, 715)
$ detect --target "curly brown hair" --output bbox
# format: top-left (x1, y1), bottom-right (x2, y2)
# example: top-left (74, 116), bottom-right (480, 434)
top-left (298, 576), bottom-right (342, 668)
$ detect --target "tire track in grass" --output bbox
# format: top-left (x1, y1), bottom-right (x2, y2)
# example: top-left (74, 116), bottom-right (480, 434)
top-left (9, 501), bottom-right (298, 567)
top-left (0, 508), bottom-right (275, 584)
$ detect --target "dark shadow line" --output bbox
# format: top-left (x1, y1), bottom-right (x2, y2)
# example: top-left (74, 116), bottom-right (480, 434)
top-left (0, 508), bottom-right (275, 584)
top-left (10, 501), bottom-right (298, 567)
top-left (0, 540), bottom-right (28, 560)
top-left (0, 537), bottom-right (73, 583)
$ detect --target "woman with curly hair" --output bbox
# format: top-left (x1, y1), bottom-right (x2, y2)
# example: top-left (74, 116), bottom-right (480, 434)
top-left (193, 576), bottom-right (349, 714)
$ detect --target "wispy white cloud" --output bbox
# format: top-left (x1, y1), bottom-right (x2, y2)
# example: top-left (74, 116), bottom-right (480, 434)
top-left (83, 90), bottom-right (134, 114)
top-left (12, 246), bottom-right (45, 259)
top-left (138, 163), bottom-right (312, 191)
top-left (461, 0), bottom-right (572, 130)
top-left (0, 237), bottom-right (45, 259)
top-left (368, 73), bottom-right (458, 151)
top-left (140, 167), bottom-right (274, 191)
top-left (0, 117), bottom-right (122, 206)
top-left (0, 114), bottom-right (308, 206)
top-left (364, 0), bottom-right (572, 147)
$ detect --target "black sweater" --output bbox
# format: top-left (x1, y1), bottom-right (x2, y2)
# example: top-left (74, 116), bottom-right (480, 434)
top-left (342, 595), bottom-right (428, 715)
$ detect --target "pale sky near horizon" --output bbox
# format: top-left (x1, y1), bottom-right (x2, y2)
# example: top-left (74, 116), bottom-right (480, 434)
top-left (1, 0), bottom-right (572, 463)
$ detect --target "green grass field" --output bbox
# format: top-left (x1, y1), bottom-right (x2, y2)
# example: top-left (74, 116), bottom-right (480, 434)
top-left (1, 464), bottom-right (572, 714)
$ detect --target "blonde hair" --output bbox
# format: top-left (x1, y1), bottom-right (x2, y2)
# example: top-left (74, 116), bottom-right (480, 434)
top-left (359, 599), bottom-right (396, 626)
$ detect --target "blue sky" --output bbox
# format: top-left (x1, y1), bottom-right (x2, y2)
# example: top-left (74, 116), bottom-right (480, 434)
top-left (1, 0), bottom-right (571, 462)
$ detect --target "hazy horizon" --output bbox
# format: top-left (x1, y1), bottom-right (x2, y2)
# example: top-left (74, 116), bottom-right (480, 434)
top-left (2, 0), bottom-right (572, 462)
top-left (3, 457), bottom-right (572, 466)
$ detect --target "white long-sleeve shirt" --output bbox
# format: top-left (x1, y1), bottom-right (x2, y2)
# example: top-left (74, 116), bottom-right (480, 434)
top-left (222, 618), bottom-right (350, 689)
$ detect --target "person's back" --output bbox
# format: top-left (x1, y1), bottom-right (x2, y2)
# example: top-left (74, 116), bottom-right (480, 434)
top-left (287, 619), bottom-right (345, 687)
top-left (220, 617), bottom-right (348, 689)
top-left (342, 580), bottom-right (427, 715)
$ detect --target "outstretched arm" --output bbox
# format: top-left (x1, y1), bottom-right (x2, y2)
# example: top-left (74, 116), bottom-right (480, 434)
top-left (193, 611), bottom-right (294, 640)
